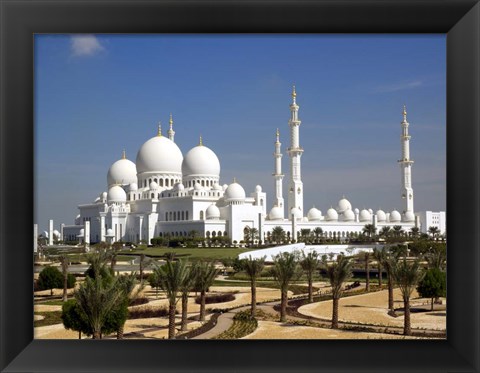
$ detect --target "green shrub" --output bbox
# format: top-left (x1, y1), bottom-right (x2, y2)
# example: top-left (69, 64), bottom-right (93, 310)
top-left (194, 293), bottom-right (235, 304)
top-left (37, 266), bottom-right (63, 295)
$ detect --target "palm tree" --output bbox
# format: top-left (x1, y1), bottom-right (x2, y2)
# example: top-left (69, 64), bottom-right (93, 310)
top-left (194, 261), bottom-right (219, 322)
top-left (300, 251), bottom-right (320, 303)
top-left (362, 224), bottom-right (377, 239)
top-left (312, 227), bottom-right (323, 243)
top-left (242, 256), bottom-right (265, 316)
top-left (372, 247), bottom-right (387, 288)
top-left (249, 227), bottom-right (259, 246)
top-left (272, 252), bottom-right (301, 322)
top-left (392, 225), bottom-right (404, 238)
top-left (410, 226), bottom-right (420, 239)
top-left (179, 263), bottom-right (197, 332)
top-left (299, 229), bottom-right (311, 243)
top-left (379, 226), bottom-right (391, 239)
top-left (115, 272), bottom-right (144, 339)
top-left (74, 276), bottom-right (122, 339)
top-left (271, 226), bottom-right (286, 244)
top-left (424, 244), bottom-right (446, 270)
top-left (428, 226), bottom-right (440, 240)
top-left (390, 258), bottom-right (425, 335)
top-left (156, 260), bottom-right (189, 339)
top-left (357, 251), bottom-right (371, 291)
top-left (59, 255), bottom-right (69, 302)
top-left (324, 255), bottom-right (352, 329)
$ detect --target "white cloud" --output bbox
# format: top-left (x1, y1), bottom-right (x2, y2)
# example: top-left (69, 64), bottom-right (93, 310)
top-left (70, 35), bottom-right (104, 57)
top-left (374, 80), bottom-right (423, 93)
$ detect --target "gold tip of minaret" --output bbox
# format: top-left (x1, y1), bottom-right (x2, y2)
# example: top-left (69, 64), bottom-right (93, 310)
top-left (169, 113), bottom-right (173, 127)
top-left (403, 104), bottom-right (407, 116)
top-left (199, 135), bottom-right (203, 146)
top-left (122, 149), bottom-right (126, 159)
top-left (157, 122), bottom-right (162, 137)
top-left (292, 85), bottom-right (297, 98)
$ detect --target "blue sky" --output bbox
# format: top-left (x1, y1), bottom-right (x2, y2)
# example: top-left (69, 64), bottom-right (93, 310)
top-left (35, 34), bottom-right (446, 232)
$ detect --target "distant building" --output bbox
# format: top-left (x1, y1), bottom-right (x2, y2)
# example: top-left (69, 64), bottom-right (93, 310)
top-left (56, 87), bottom-right (444, 245)
top-left (416, 211), bottom-right (446, 234)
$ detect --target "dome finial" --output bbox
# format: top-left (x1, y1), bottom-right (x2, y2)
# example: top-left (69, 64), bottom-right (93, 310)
top-left (169, 113), bottom-right (173, 128)
top-left (233, 177), bottom-right (237, 183)
top-left (276, 128), bottom-right (280, 142)
top-left (402, 104), bottom-right (407, 121)
top-left (157, 122), bottom-right (162, 137)
top-left (292, 84), bottom-right (297, 104)
top-left (122, 149), bottom-right (126, 159)
top-left (199, 134), bottom-right (203, 146)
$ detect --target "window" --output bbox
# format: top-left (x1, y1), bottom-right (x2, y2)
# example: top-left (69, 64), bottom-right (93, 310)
top-left (200, 211), bottom-right (204, 220)
top-left (165, 212), bottom-right (168, 221)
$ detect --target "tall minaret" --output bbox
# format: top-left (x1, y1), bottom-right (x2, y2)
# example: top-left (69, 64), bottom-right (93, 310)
top-left (287, 86), bottom-right (304, 216)
top-left (273, 128), bottom-right (285, 217)
top-left (398, 105), bottom-right (414, 213)
top-left (168, 113), bottom-right (175, 142)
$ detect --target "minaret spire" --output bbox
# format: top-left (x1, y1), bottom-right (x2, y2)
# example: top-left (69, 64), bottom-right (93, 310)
top-left (287, 85), bottom-right (304, 218)
top-left (122, 149), bottom-right (126, 159)
top-left (272, 128), bottom-right (285, 217)
top-left (199, 135), bottom-right (203, 146)
top-left (168, 113), bottom-right (175, 142)
top-left (398, 105), bottom-right (414, 215)
top-left (157, 122), bottom-right (162, 137)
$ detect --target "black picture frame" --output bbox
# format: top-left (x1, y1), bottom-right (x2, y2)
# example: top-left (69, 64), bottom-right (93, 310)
top-left (1, 0), bottom-right (479, 372)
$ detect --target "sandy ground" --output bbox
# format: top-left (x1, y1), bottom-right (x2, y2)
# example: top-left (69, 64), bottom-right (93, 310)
top-left (298, 288), bottom-right (446, 331)
top-left (243, 321), bottom-right (423, 340)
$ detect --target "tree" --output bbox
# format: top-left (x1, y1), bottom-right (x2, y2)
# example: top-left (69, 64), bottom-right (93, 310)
top-left (362, 224), bottom-right (376, 239)
top-left (357, 251), bottom-right (371, 291)
top-left (379, 226), bottom-right (391, 240)
top-left (417, 268), bottom-right (446, 310)
top-left (155, 260), bottom-right (189, 339)
top-left (392, 225), bottom-right (405, 238)
top-left (428, 226), bottom-right (440, 240)
top-left (372, 247), bottom-right (386, 288)
top-left (299, 229), bottom-right (311, 243)
top-left (242, 256), bottom-right (265, 317)
top-left (37, 266), bottom-right (64, 296)
top-left (115, 273), bottom-right (143, 339)
top-left (61, 299), bottom-right (91, 339)
top-left (271, 226), bottom-right (286, 244)
top-left (194, 261), bottom-right (219, 322)
top-left (249, 227), bottom-right (259, 246)
top-left (179, 263), bottom-right (197, 331)
top-left (424, 244), bottom-right (446, 270)
top-left (272, 252), bottom-right (301, 322)
top-left (324, 255), bottom-right (352, 329)
top-left (410, 226), bottom-right (420, 239)
top-left (85, 250), bottom-right (112, 281)
top-left (312, 227), bottom-right (323, 243)
top-left (74, 276), bottom-right (123, 339)
top-left (390, 258), bottom-right (425, 335)
top-left (300, 251), bottom-right (320, 303)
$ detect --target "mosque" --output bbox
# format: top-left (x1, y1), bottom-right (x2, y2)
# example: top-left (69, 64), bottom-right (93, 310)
top-left (59, 87), bottom-right (426, 246)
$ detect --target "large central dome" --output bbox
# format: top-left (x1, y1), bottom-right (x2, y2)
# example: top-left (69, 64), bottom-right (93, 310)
top-left (136, 135), bottom-right (183, 175)
top-left (182, 144), bottom-right (220, 177)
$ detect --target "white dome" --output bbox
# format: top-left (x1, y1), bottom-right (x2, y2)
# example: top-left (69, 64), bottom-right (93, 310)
top-left (290, 207), bottom-right (302, 220)
top-left (342, 209), bottom-right (355, 222)
top-left (136, 135), bottom-right (183, 175)
top-left (255, 185), bottom-right (262, 193)
top-left (42, 231), bottom-right (49, 238)
top-left (149, 181), bottom-right (158, 190)
top-left (206, 204), bottom-right (220, 220)
top-left (75, 214), bottom-right (81, 225)
top-left (337, 197), bottom-right (352, 213)
top-left (213, 183), bottom-right (223, 191)
top-left (222, 184), bottom-right (228, 190)
top-left (106, 228), bottom-right (114, 237)
top-left (354, 208), bottom-right (360, 214)
top-left (225, 182), bottom-right (246, 201)
top-left (307, 207), bottom-right (322, 221)
top-left (359, 209), bottom-right (372, 222)
top-left (175, 183), bottom-right (185, 191)
top-left (194, 183), bottom-right (203, 191)
top-left (376, 209), bottom-right (386, 222)
top-left (269, 206), bottom-right (284, 220)
top-left (182, 144), bottom-right (220, 177)
top-left (325, 208), bottom-right (338, 221)
top-left (101, 192), bottom-right (107, 200)
top-left (128, 183), bottom-right (138, 192)
top-left (403, 211), bottom-right (415, 222)
top-left (107, 158), bottom-right (137, 187)
top-left (79, 229), bottom-right (84, 236)
top-left (368, 208), bottom-right (373, 214)
top-left (94, 197), bottom-right (101, 203)
top-left (53, 230), bottom-right (61, 238)
top-left (107, 185), bottom-right (127, 203)
top-left (390, 210), bottom-right (401, 222)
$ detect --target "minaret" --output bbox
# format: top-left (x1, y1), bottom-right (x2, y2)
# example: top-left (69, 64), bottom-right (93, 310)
top-left (287, 85), bottom-right (304, 216)
top-left (398, 105), bottom-right (414, 213)
top-left (168, 114), bottom-right (175, 142)
top-left (272, 128), bottom-right (285, 217)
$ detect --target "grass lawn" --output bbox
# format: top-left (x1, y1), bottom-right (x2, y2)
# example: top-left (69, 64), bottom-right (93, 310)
top-left (130, 247), bottom-right (253, 261)
top-left (34, 311), bottom-right (63, 327)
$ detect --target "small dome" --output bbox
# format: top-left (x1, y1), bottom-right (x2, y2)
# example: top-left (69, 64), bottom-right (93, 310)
top-left (136, 135), bottom-right (183, 175)
top-left (107, 185), bottom-right (127, 203)
top-left (376, 210), bottom-right (386, 222)
top-left (194, 183), bottom-right (203, 191)
top-left (94, 197), bottom-right (101, 203)
top-left (325, 208), bottom-right (338, 221)
top-left (368, 208), bottom-right (373, 214)
top-left (359, 209), bottom-right (372, 222)
top-left (255, 185), bottom-right (262, 193)
top-left (75, 214), bottom-right (81, 225)
top-left (101, 192), bottom-right (107, 200)
top-left (128, 183), bottom-right (138, 192)
top-left (107, 157), bottom-right (137, 187)
top-left (213, 183), bottom-right (223, 191)
top-left (225, 182), bottom-right (246, 201)
top-left (290, 207), bottom-right (302, 220)
top-left (403, 211), bottom-right (415, 222)
top-left (42, 231), bottom-right (49, 238)
top-left (206, 204), bottom-right (220, 220)
top-left (307, 207), bottom-right (322, 221)
top-left (337, 197), bottom-right (352, 213)
top-left (342, 209), bottom-right (355, 222)
top-left (79, 229), bottom-right (84, 237)
top-left (53, 230), bottom-right (61, 238)
top-left (269, 206), bottom-right (284, 220)
top-left (354, 208), bottom-right (360, 214)
top-left (390, 210), bottom-right (401, 222)
top-left (175, 183), bottom-right (185, 191)
top-left (182, 144), bottom-right (220, 177)
top-left (222, 184), bottom-right (228, 190)
top-left (106, 228), bottom-right (114, 237)
top-left (149, 181), bottom-right (158, 190)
